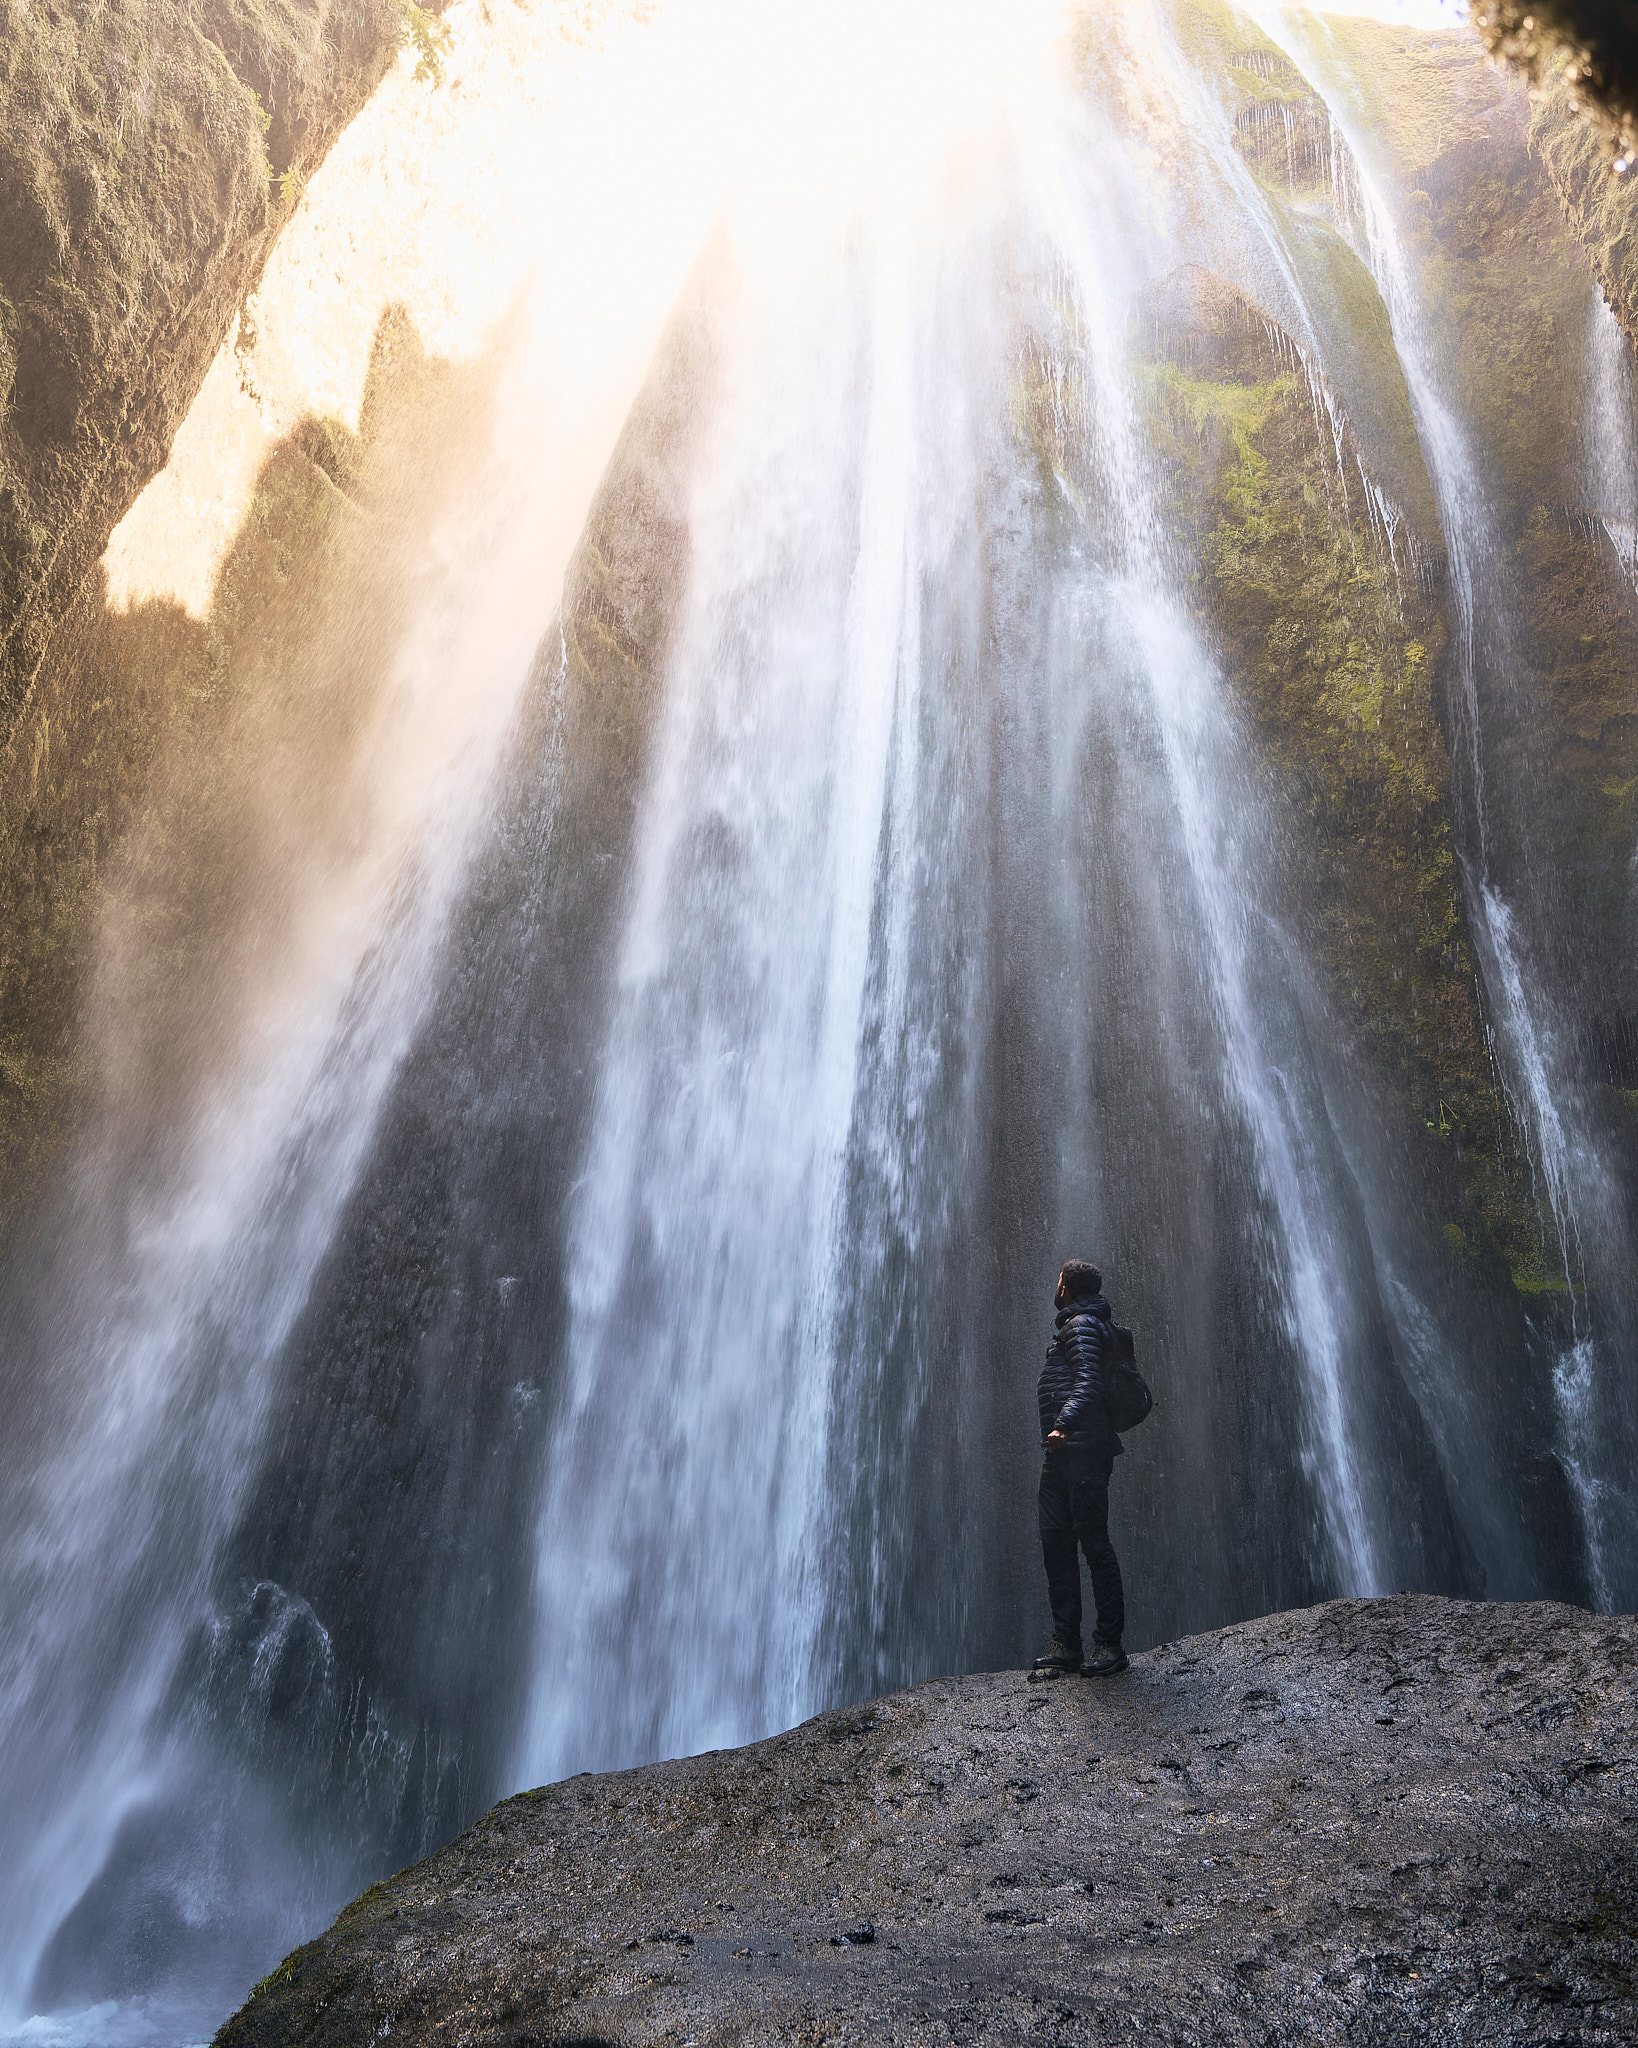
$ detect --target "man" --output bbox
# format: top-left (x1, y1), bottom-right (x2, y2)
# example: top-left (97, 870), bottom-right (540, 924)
top-left (1029, 1258), bottom-right (1128, 1679)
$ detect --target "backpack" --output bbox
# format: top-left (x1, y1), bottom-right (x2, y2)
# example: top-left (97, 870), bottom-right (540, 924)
top-left (1105, 1323), bottom-right (1153, 1432)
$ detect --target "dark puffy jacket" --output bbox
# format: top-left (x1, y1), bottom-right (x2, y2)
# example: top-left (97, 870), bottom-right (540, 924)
top-left (1037, 1293), bottom-right (1122, 1454)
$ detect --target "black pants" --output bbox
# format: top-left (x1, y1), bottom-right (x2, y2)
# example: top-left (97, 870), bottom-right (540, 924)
top-left (1038, 1445), bottom-right (1124, 1648)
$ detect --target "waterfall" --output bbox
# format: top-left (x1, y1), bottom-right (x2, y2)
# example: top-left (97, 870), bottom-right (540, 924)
top-left (0, 1), bottom-right (1630, 2038)
top-left (1242, 0), bottom-right (1638, 1614)
top-left (0, 1), bottom-right (792, 2026)
top-left (1584, 294), bottom-right (1638, 591)
top-left (1021, 90), bottom-right (1390, 1594)
top-left (520, 177), bottom-right (990, 1777)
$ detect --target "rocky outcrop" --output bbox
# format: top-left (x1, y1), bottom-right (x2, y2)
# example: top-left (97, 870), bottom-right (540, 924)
top-left (0, 0), bottom-right (427, 732)
top-left (216, 1596), bottom-right (1637, 2046)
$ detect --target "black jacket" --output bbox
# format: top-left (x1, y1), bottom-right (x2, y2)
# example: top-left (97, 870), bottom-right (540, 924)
top-left (1037, 1292), bottom-right (1122, 1454)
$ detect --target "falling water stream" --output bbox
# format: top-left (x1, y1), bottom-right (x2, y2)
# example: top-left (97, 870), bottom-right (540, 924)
top-left (1244, 0), bottom-right (1638, 1611)
top-left (0, 0), bottom-right (1634, 2038)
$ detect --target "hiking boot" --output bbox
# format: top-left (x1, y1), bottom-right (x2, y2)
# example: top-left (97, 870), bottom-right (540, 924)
top-left (1083, 1639), bottom-right (1129, 1677)
top-left (1028, 1637), bottom-right (1083, 1681)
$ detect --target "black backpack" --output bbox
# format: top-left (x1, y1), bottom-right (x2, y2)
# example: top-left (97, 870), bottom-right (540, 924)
top-left (1105, 1323), bottom-right (1153, 1433)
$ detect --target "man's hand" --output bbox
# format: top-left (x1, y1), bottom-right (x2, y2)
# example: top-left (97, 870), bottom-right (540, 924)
top-left (1045, 1429), bottom-right (1066, 1449)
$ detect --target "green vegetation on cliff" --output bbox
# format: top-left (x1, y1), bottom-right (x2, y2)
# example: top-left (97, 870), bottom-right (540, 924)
top-left (1136, 282), bottom-right (1541, 1277)
top-left (1015, 194), bottom-right (1545, 1285)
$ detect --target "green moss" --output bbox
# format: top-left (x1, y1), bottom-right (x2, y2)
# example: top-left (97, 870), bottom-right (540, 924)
top-left (334, 1876), bottom-right (395, 1927)
top-left (1144, 362), bottom-right (1285, 458)
top-left (1161, 0), bottom-right (1288, 92)
top-left (1098, 275), bottom-right (1543, 1276)
top-left (1509, 1248), bottom-right (1574, 1294)
top-left (1503, 504), bottom-right (1638, 896)
top-left (241, 1951), bottom-right (299, 2003)
top-left (396, 2), bottom-right (453, 87)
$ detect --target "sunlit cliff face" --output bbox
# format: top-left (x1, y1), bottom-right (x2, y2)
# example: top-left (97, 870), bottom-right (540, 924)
top-left (99, 0), bottom-right (1469, 628)
top-left (101, 0), bottom-right (1062, 621)
top-left (100, 0), bottom-right (1468, 625)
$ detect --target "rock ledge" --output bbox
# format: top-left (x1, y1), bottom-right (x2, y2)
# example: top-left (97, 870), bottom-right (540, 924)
top-left (218, 1596), bottom-right (1638, 2045)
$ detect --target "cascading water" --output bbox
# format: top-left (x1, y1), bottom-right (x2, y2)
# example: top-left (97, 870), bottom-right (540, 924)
top-left (1242, 0), bottom-right (1638, 1612)
top-left (0, 0), bottom-right (1633, 2039)
top-left (522, 173), bottom-right (1001, 1773)
top-left (0, 1), bottom-right (797, 2027)
top-left (1584, 295), bottom-right (1638, 586)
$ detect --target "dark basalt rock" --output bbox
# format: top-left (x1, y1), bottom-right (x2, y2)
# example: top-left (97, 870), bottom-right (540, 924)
top-left (217, 1595), bottom-right (1638, 2046)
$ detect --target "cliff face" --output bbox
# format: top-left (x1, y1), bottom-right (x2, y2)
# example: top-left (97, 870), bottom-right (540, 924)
top-left (1041, 6), bottom-right (1614, 1309)
top-left (215, 1596), bottom-right (1638, 2047)
top-left (1187, 10), bottom-right (1638, 1296)
top-left (0, 0), bottom-right (449, 1225)
top-left (1532, 70), bottom-right (1638, 347)
top-left (0, 0), bottom-right (419, 732)
top-left (1018, 246), bottom-right (1545, 1283)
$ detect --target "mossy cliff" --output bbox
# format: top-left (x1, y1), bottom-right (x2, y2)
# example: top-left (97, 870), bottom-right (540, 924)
top-left (1134, 271), bottom-right (1544, 1284)
top-left (1532, 63), bottom-right (1638, 347)
top-left (1029, 0), bottom-right (1565, 1293)
top-left (1327, 25), bottom-right (1638, 1181)
top-left (0, 0), bottom-right (437, 735)
top-left (1189, 5), bottom-right (1638, 1279)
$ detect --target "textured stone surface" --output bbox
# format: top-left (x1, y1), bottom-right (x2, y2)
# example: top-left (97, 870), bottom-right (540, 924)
top-left (218, 1596), bottom-right (1638, 2045)
top-left (1531, 71), bottom-right (1638, 349)
top-left (0, 0), bottom-right (421, 728)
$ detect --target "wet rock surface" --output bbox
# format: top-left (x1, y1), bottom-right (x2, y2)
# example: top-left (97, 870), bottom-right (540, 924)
top-left (219, 1596), bottom-right (1638, 2046)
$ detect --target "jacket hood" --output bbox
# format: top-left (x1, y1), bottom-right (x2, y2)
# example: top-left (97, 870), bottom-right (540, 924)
top-left (1055, 1291), bottom-right (1111, 1327)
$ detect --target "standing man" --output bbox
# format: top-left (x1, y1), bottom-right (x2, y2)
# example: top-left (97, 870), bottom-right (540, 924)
top-left (1029, 1259), bottom-right (1128, 1679)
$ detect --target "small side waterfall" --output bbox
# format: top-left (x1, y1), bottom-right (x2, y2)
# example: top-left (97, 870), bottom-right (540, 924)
top-left (0, 1), bottom-right (1632, 2037)
top-left (1584, 295), bottom-right (1638, 586)
top-left (1241, 2), bottom-right (1638, 1613)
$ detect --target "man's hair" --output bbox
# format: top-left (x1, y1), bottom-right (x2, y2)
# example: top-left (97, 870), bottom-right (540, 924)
top-left (1058, 1258), bottom-right (1103, 1299)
